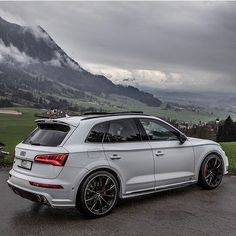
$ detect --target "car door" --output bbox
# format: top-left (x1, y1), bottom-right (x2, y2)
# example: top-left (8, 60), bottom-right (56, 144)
top-left (139, 118), bottom-right (195, 188)
top-left (102, 118), bottom-right (155, 194)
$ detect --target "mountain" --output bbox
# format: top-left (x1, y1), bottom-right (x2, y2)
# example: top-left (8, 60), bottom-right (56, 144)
top-left (143, 87), bottom-right (236, 113)
top-left (0, 16), bottom-right (80, 67)
top-left (0, 17), bottom-right (161, 110)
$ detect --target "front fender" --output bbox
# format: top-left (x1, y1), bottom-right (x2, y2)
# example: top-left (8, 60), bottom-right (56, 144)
top-left (193, 144), bottom-right (228, 180)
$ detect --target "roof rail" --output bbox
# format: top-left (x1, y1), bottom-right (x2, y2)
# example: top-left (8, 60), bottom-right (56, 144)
top-left (81, 111), bottom-right (150, 121)
top-left (83, 111), bottom-right (144, 116)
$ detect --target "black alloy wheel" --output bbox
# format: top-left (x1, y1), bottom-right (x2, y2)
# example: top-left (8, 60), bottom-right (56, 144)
top-left (198, 154), bottom-right (224, 190)
top-left (77, 171), bottom-right (119, 217)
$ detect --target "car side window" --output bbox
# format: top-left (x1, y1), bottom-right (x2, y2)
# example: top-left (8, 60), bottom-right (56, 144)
top-left (140, 118), bottom-right (179, 141)
top-left (105, 119), bottom-right (141, 143)
top-left (86, 122), bottom-right (107, 143)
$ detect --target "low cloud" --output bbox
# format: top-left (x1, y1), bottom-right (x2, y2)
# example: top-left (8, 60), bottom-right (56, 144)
top-left (0, 28), bottom-right (81, 72)
top-left (44, 51), bottom-right (82, 71)
top-left (65, 58), bottom-right (82, 72)
top-left (23, 26), bottom-right (51, 42)
top-left (1, 2), bottom-right (236, 91)
top-left (44, 51), bottom-right (62, 67)
top-left (83, 63), bottom-right (233, 92)
top-left (0, 8), bottom-right (25, 25)
top-left (0, 39), bottom-right (38, 65)
top-left (83, 63), bottom-right (183, 88)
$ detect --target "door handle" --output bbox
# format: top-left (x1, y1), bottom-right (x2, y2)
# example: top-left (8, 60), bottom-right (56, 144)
top-left (155, 151), bottom-right (164, 157)
top-left (110, 154), bottom-right (121, 160)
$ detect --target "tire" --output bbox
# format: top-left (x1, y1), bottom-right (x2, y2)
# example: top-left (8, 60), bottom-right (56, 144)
top-left (76, 171), bottom-right (119, 218)
top-left (198, 154), bottom-right (224, 190)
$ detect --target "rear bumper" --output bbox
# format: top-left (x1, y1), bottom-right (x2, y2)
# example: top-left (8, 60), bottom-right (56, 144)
top-left (7, 168), bottom-right (88, 208)
top-left (8, 182), bottom-right (50, 206)
top-left (7, 178), bottom-right (75, 208)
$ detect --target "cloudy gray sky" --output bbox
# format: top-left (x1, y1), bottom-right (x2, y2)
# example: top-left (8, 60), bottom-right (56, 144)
top-left (0, 1), bottom-right (236, 92)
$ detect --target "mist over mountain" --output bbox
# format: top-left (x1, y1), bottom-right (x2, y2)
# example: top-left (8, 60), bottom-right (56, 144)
top-left (142, 87), bottom-right (236, 113)
top-left (0, 17), bottom-right (161, 109)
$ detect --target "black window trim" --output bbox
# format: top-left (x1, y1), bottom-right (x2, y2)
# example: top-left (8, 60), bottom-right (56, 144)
top-left (104, 118), bottom-right (143, 143)
top-left (134, 118), bottom-right (149, 141)
top-left (85, 121), bottom-right (109, 143)
top-left (86, 118), bottom-right (145, 143)
top-left (138, 118), bottom-right (181, 142)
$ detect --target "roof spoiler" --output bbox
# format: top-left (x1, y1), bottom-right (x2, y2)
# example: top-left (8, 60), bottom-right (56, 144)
top-left (35, 119), bottom-right (75, 127)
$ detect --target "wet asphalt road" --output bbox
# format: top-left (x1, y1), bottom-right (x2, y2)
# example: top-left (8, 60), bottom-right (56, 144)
top-left (0, 170), bottom-right (236, 236)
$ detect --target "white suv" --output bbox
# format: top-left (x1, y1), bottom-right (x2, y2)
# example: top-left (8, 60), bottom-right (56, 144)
top-left (8, 112), bottom-right (228, 217)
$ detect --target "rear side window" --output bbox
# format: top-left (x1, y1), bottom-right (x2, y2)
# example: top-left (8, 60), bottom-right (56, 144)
top-left (23, 123), bottom-right (70, 147)
top-left (105, 119), bottom-right (141, 143)
top-left (86, 122), bottom-right (108, 143)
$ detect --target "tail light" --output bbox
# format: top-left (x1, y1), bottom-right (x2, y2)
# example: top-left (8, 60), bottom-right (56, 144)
top-left (34, 153), bottom-right (68, 166)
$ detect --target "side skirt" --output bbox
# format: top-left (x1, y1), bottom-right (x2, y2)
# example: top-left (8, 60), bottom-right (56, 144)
top-left (122, 180), bottom-right (197, 199)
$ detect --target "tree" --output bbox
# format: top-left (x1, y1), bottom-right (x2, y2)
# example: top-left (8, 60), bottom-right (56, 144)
top-left (0, 99), bottom-right (13, 107)
top-left (217, 116), bottom-right (236, 142)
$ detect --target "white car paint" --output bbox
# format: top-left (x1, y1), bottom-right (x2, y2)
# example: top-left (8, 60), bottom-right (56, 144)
top-left (8, 114), bottom-right (228, 208)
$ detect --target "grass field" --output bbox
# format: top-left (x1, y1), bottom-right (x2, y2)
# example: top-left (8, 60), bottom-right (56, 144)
top-left (0, 107), bottom-right (236, 174)
top-left (0, 107), bottom-right (40, 164)
top-left (220, 142), bottom-right (236, 174)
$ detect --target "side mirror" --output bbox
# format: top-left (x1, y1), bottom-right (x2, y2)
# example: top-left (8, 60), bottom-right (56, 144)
top-left (179, 133), bottom-right (187, 144)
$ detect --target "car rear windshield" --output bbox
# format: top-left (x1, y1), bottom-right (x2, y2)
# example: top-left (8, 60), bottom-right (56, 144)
top-left (23, 123), bottom-right (70, 147)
